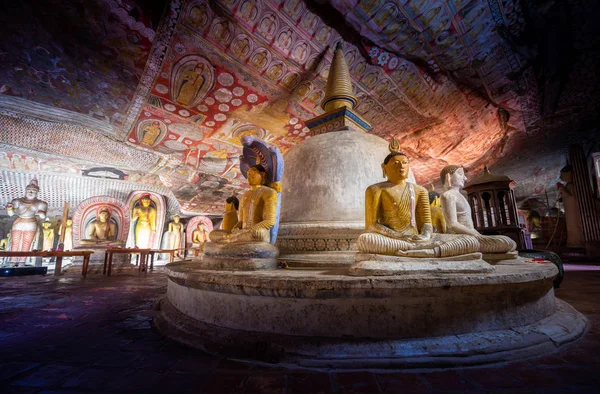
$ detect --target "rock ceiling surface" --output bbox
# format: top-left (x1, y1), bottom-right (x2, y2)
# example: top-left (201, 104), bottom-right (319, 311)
top-left (0, 0), bottom-right (598, 215)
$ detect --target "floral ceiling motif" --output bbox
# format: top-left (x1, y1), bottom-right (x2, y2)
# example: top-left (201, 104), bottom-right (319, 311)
top-left (0, 0), bottom-right (598, 214)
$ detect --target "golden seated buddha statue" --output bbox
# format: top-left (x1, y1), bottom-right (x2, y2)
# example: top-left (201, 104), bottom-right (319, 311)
top-left (203, 136), bottom-right (283, 267)
top-left (356, 138), bottom-right (480, 258)
top-left (210, 165), bottom-right (278, 244)
top-left (80, 206), bottom-right (124, 247)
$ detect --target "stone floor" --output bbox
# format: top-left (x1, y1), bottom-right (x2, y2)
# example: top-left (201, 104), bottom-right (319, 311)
top-left (0, 262), bottom-right (598, 394)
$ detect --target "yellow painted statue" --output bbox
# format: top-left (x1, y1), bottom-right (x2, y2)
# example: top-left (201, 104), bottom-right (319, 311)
top-left (428, 185), bottom-right (446, 233)
top-left (0, 235), bottom-right (8, 251)
top-left (357, 138), bottom-right (480, 258)
top-left (192, 223), bottom-right (210, 250)
top-left (439, 165), bottom-right (517, 254)
top-left (81, 206), bottom-right (121, 245)
top-left (42, 219), bottom-right (55, 251)
top-left (210, 164), bottom-right (278, 244)
top-left (221, 195), bottom-right (239, 231)
top-left (132, 194), bottom-right (157, 248)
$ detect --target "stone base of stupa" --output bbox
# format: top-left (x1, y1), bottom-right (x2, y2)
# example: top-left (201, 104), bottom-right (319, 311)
top-left (154, 259), bottom-right (586, 369)
top-left (193, 242), bottom-right (280, 271)
top-left (276, 221), bottom-right (363, 267)
top-left (349, 252), bottom-right (493, 276)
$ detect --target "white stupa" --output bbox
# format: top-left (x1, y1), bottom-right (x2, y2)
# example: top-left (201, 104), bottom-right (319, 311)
top-left (277, 43), bottom-right (390, 266)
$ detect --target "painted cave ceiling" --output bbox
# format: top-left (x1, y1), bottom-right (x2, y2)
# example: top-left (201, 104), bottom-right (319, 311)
top-left (0, 0), bottom-right (599, 215)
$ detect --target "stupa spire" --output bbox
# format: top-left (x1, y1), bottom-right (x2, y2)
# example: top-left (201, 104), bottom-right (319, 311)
top-left (321, 42), bottom-right (358, 112)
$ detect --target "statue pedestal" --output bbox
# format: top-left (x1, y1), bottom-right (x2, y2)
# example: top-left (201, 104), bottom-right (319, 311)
top-left (482, 250), bottom-right (519, 263)
top-left (349, 253), bottom-right (493, 276)
top-left (197, 242), bottom-right (279, 271)
top-left (155, 260), bottom-right (585, 368)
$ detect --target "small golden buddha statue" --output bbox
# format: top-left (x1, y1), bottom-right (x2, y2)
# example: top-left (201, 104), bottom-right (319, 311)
top-left (357, 138), bottom-right (479, 258)
top-left (428, 185), bottom-right (446, 233)
top-left (42, 219), bottom-right (55, 251)
top-left (439, 165), bottom-right (516, 254)
top-left (192, 223), bottom-right (209, 250)
top-left (132, 194), bottom-right (157, 248)
top-left (0, 235), bottom-right (8, 251)
top-left (210, 164), bottom-right (278, 244)
top-left (221, 195), bottom-right (239, 231)
top-left (81, 206), bottom-right (123, 246)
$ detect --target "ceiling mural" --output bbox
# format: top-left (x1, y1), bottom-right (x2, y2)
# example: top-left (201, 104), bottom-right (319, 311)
top-left (0, 0), bottom-right (598, 215)
top-left (0, 0), bottom-right (167, 131)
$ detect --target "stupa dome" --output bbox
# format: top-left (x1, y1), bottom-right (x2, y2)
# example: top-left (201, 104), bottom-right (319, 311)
top-left (280, 130), bottom-right (388, 224)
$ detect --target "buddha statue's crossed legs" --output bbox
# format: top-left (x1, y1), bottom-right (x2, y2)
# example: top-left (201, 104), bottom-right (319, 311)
top-left (358, 232), bottom-right (480, 258)
top-left (209, 228), bottom-right (270, 244)
top-left (475, 235), bottom-right (516, 254)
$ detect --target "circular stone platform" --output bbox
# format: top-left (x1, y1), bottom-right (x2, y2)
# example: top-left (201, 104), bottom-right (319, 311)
top-left (153, 260), bottom-right (587, 369)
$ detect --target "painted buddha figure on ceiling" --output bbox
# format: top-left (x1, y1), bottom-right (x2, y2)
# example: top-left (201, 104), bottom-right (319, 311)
top-left (357, 139), bottom-right (480, 258)
top-left (81, 206), bottom-right (123, 246)
top-left (141, 121), bottom-right (162, 146)
top-left (439, 165), bottom-right (517, 254)
top-left (175, 64), bottom-right (205, 107)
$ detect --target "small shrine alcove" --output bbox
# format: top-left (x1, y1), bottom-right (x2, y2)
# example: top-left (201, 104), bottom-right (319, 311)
top-left (463, 166), bottom-right (528, 249)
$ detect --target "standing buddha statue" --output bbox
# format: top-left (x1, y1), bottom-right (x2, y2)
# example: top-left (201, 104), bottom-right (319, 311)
top-left (168, 215), bottom-right (184, 257)
top-left (132, 194), bottom-right (157, 248)
top-left (59, 218), bottom-right (74, 251)
top-left (42, 219), bottom-right (55, 251)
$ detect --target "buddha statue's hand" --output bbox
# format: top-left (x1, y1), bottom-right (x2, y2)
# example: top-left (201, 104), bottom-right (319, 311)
top-left (409, 233), bottom-right (430, 243)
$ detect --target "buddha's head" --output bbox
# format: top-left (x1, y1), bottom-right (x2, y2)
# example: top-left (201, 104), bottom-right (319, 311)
top-left (140, 194), bottom-right (152, 207)
top-left (382, 137), bottom-right (410, 184)
top-left (560, 165), bottom-right (573, 183)
top-left (382, 152), bottom-right (410, 184)
top-left (247, 165), bottom-right (268, 186)
top-left (173, 215), bottom-right (180, 224)
top-left (43, 219), bottom-right (51, 229)
top-left (24, 178), bottom-right (40, 200)
top-left (441, 165), bottom-right (466, 190)
top-left (98, 207), bottom-right (111, 223)
top-left (225, 195), bottom-right (239, 212)
top-left (66, 218), bottom-right (72, 226)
